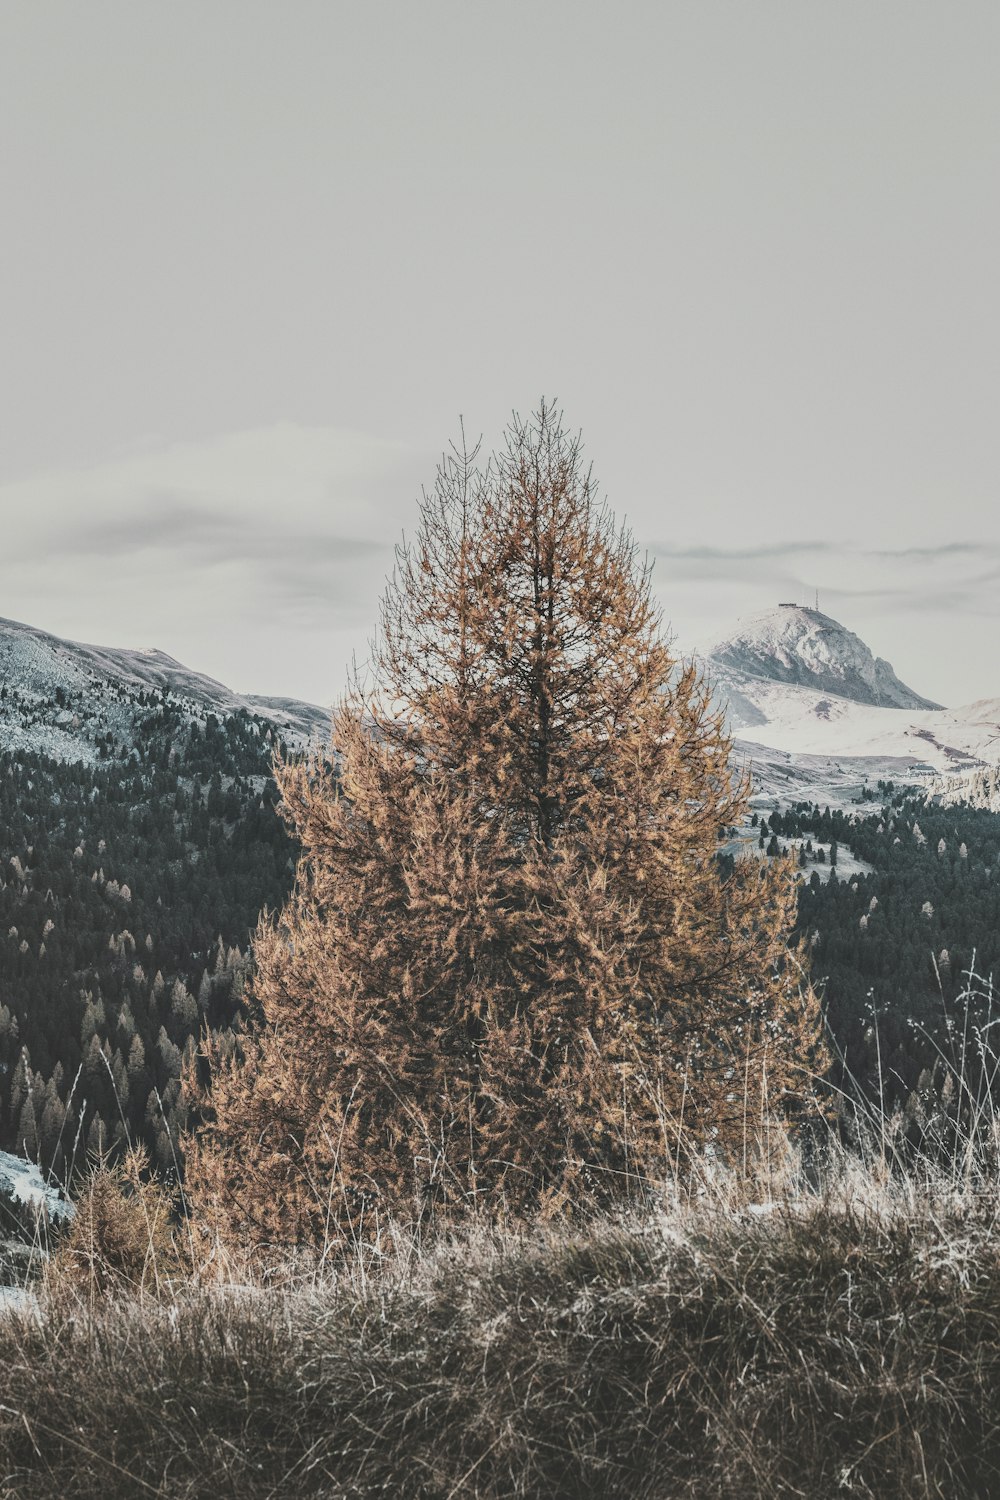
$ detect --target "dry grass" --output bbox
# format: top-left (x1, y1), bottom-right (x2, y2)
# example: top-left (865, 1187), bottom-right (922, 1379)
top-left (3, 1158), bottom-right (1000, 1498)
top-left (5, 981), bottom-right (1000, 1500)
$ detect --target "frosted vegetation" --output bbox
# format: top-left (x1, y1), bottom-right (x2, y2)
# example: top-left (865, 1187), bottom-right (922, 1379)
top-left (4, 1118), bottom-right (1000, 1497)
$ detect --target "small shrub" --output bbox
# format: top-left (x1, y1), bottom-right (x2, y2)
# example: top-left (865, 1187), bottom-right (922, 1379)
top-left (45, 1148), bottom-right (184, 1298)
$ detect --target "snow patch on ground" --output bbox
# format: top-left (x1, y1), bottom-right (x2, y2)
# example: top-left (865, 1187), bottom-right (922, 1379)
top-left (724, 822), bottom-right (874, 885)
top-left (714, 677), bottom-right (1000, 771)
top-left (0, 1150), bottom-right (73, 1221)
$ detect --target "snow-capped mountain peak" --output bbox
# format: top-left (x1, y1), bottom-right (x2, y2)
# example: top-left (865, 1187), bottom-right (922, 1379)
top-left (701, 603), bottom-right (1000, 807)
top-left (708, 604), bottom-right (940, 712)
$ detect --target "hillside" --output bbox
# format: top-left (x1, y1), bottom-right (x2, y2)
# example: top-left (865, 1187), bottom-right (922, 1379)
top-left (0, 618), bottom-right (336, 1183)
top-left (0, 603), bottom-right (998, 1194)
top-left (0, 615), bottom-right (329, 763)
top-left (7, 1180), bottom-right (1000, 1500)
top-left (704, 608), bottom-right (1000, 1121)
top-left (0, 648), bottom-right (309, 1185)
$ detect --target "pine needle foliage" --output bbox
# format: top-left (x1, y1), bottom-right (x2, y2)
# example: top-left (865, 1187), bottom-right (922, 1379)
top-left (187, 402), bottom-right (825, 1250)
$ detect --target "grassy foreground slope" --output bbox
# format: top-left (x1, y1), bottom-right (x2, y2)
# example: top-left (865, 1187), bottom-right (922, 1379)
top-left (3, 1178), bottom-right (1000, 1498)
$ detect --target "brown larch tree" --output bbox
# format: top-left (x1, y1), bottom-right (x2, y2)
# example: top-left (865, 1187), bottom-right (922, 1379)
top-left (186, 402), bottom-right (826, 1252)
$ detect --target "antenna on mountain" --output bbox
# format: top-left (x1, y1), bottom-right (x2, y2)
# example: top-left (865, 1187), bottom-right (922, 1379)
top-left (815, 588), bottom-right (819, 611)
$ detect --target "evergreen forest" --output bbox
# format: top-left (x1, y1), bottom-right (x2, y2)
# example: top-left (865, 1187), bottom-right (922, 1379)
top-left (0, 690), bottom-right (297, 1183)
top-left (770, 791), bottom-right (1000, 1122)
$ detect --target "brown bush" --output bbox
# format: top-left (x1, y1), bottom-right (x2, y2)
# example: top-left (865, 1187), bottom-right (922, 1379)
top-left (45, 1148), bottom-right (185, 1299)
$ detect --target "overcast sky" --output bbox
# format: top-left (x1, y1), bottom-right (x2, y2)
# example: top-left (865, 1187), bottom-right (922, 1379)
top-left (2, 3), bottom-right (998, 709)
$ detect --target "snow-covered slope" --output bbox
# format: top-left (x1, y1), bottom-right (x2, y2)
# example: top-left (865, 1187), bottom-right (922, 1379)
top-left (716, 676), bottom-right (1000, 771)
top-left (709, 605), bottom-right (940, 711)
top-left (706, 605), bottom-right (1000, 805)
top-left (0, 615), bottom-right (329, 762)
top-left (0, 1149), bottom-right (73, 1221)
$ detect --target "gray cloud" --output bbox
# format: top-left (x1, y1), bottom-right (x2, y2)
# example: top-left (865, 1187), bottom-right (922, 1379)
top-left (54, 497), bottom-right (393, 571)
top-left (823, 581), bottom-right (1000, 614)
top-left (866, 542), bottom-right (989, 561)
top-left (1, 424), bottom-right (999, 710)
top-left (653, 539), bottom-right (995, 566)
top-left (0, 424), bottom-right (428, 702)
top-left (651, 540), bottom-right (833, 563)
top-left (649, 541), bottom-right (1000, 626)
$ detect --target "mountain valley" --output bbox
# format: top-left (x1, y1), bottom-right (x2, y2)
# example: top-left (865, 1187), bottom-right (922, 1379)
top-left (0, 618), bottom-right (317, 1216)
